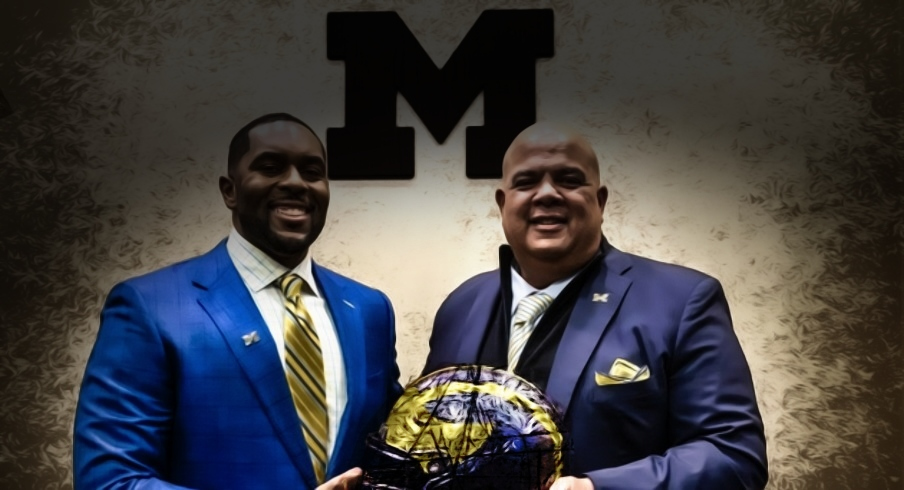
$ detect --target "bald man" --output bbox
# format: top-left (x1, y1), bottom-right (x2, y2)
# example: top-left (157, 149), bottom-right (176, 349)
top-left (422, 123), bottom-right (767, 489)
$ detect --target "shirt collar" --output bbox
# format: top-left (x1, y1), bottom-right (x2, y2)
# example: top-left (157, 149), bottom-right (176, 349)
top-left (509, 266), bottom-right (577, 314)
top-left (226, 228), bottom-right (321, 296)
top-left (503, 237), bottom-right (609, 314)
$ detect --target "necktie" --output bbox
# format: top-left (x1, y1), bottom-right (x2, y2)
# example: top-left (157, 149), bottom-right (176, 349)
top-left (280, 274), bottom-right (328, 484)
top-left (508, 292), bottom-right (554, 371)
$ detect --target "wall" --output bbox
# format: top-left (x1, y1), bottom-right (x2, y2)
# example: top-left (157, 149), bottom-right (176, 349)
top-left (0, 0), bottom-right (901, 488)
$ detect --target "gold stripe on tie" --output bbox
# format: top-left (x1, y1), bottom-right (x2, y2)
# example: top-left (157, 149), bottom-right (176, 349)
top-left (280, 273), bottom-right (328, 484)
top-left (508, 292), bottom-right (554, 371)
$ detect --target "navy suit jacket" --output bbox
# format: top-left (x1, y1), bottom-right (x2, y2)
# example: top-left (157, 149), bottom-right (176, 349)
top-left (423, 244), bottom-right (767, 490)
top-left (74, 241), bottom-right (402, 489)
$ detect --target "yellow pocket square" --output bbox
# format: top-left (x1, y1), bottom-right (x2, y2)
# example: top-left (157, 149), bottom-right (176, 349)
top-left (595, 358), bottom-right (650, 386)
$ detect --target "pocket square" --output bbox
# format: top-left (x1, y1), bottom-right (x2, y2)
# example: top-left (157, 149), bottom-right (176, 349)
top-left (595, 358), bottom-right (650, 386)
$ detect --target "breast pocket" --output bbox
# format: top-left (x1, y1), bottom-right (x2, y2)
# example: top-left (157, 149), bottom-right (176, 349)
top-left (587, 376), bottom-right (661, 407)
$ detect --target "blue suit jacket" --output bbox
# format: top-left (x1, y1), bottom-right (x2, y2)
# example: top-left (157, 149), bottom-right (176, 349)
top-left (423, 244), bottom-right (767, 490)
top-left (74, 242), bottom-right (402, 489)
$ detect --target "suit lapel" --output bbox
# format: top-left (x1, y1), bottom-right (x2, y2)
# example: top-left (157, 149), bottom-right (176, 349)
top-left (312, 264), bottom-right (364, 478)
top-left (547, 248), bottom-right (634, 414)
top-left (194, 243), bottom-right (317, 487)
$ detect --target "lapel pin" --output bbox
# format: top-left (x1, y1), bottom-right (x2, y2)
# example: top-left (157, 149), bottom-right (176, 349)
top-left (592, 293), bottom-right (610, 303)
top-left (242, 331), bottom-right (260, 346)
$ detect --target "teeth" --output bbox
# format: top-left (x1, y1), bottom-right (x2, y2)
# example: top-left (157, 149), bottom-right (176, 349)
top-left (275, 206), bottom-right (306, 217)
top-left (533, 217), bottom-right (564, 224)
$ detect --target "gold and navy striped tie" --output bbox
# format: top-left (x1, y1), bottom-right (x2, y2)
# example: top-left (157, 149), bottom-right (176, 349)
top-left (508, 292), bottom-right (554, 371)
top-left (279, 273), bottom-right (328, 484)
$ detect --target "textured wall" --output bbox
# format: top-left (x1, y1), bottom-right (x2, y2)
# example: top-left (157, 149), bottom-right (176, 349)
top-left (0, 0), bottom-right (901, 488)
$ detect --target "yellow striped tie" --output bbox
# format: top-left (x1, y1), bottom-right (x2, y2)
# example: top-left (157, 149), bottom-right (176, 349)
top-left (508, 292), bottom-right (554, 371)
top-left (279, 274), bottom-right (328, 484)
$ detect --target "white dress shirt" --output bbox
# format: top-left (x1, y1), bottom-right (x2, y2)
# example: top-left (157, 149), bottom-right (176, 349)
top-left (509, 267), bottom-right (578, 316)
top-left (226, 228), bottom-right (347, 459)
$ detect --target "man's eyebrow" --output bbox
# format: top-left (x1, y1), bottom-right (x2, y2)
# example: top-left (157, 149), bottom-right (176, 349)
top-left (250, 151), bottom-right (286, 163)
top-left (251, 151), bottom-right (325, 165)
top-left (555, 167), bottom-right (587, 176)
top-left (509, 169), bottom-right (538, 180)
top-left (295, 154), bottom-right (326, 167)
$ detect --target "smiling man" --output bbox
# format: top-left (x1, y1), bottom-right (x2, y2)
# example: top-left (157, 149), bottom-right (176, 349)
top-left (74, 113), bottom-right (402, 490)
top-left (422, 122), bottom-right (768, 489)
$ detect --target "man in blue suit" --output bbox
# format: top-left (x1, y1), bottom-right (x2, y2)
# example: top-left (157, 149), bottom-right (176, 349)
top-left (74, 113), bottom-right (402, 489)
top-left (422, 122), bottom-right (767, 489)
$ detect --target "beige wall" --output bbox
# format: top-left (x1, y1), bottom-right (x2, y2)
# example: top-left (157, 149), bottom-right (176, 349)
top-left (0, 1), bottom-right (901, 488)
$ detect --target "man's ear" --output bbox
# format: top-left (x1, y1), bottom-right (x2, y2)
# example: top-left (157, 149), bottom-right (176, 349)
top-left (495, 188), bottom-right (506, 211)
top-left (219, 175), bottom-right (237, 209)
top-left (597, 185), bottom-right (608, 210)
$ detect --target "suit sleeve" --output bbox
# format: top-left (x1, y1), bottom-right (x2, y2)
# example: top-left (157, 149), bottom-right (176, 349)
top-left (421, 290), bottom-right (461, 377)
top-left (421, 297), bottom-right (448, 377)
top-left (583, 278), bottom-right (768, 490)
top-left (73, 282), bottom-right (193, 490)
top-left (379, 290), bottom-right (404, 406)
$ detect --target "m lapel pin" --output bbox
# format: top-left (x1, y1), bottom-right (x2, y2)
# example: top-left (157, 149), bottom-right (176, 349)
top-left (242, 331), bottom-right (260, 346)
top-left (592, 293), bottom-right (610, 303)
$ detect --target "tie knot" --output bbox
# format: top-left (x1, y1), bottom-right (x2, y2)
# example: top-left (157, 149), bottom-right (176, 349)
top-left (513, 292), bottom-right (554, 328)
top-left (279, 273), bottom-right (304, 300)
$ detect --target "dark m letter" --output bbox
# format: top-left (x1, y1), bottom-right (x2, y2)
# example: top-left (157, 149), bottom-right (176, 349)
top-left (0, 89), bottom-right (11, 119)
top-left (327, 9), bottom-right (553, 179)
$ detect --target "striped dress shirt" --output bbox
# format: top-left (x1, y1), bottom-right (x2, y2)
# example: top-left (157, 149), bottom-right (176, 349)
top-left (226, 229), bottom-right (347, 459)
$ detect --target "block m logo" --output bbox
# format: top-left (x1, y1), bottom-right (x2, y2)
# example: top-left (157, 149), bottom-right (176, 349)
top-left (0, 90), bottom-right (11, 119)
top-left (327, 10), bottom-right (553, 179)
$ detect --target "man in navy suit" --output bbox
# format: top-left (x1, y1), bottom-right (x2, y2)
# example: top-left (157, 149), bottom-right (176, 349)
top-left (74, 113), bottom-right (402, 489)
top-left (422, 122), bottom-right (767, 489)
